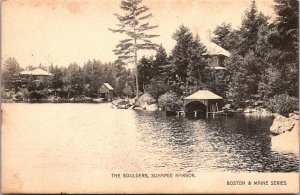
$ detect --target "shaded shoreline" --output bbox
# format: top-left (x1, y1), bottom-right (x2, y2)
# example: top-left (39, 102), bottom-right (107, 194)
top-left (1, 99), bottom-right (110, 104)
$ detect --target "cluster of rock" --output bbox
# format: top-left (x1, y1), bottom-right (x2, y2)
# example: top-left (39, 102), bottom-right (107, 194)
top-left (244, 107), bottom-right (272, 115)
top-left (112, 93), bottom-right (159, 111)
top-left (270, 113), bottom-right (299, 135)
top-left (222, 104), bottom-right (273, 115)
top-left (270, 111), bottom-right (299, 154)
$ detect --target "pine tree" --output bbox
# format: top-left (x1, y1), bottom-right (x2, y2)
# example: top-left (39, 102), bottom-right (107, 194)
top-left (50, 65), bottom-right (64, 90)
top-left (138, 55), bottom-right (154, 89)
top-left (153, 44), bottom-right (172, 83)
top-left (186, 35), bottom-right (207, 86)
top-left (155, 45), bottom-right (168, 65)
top-left (273, 0), bottom-right (298, 54)
top-left (172, 25), bottom-right (194, 84)
top-left (2, 57), bottom-right (22, 89)
top-left (266, 0), bottom-right (298, 97)
top-left (109, 0), bottom-right (159, 98)
top-left (212, 23), bottom-right (238, 51)
top-left (64, 63), bottom-right (84, 97)
top-left (238, 0), bottom-right (268, 56)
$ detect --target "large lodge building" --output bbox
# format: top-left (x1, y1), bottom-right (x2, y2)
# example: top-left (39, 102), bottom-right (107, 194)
top-left (3, 68), bottom-right (52, 90)
top-left (19, 68), bottom-right (52, 86)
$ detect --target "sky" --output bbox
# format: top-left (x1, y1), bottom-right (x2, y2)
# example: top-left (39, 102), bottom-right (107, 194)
top-left (2, 0), bottom-right (276, 68)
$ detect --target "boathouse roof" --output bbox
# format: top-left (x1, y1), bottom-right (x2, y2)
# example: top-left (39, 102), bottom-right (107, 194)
top-left (103, 83), bottom-right (114, 90)
top-left (20, 68), bottom-right (52, 76)
top-left (184, 90), bottom-right (222, 100)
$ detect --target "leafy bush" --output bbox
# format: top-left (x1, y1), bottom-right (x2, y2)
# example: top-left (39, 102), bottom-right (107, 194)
top-left (29, 89), bottom-right (49, 100)
top-left (265, 94), bottom-right (299, 116)
top-left (158, 91), bottom-right (181, 112)
top-left (19, 88), bottom-right (30, 99)
top-left (145, 80), bottom-right (171, 101)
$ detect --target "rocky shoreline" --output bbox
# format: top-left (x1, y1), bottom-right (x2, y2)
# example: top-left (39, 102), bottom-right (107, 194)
top-left (111, 93), bottom-right (275, 116)
top-left (111, 93), bottom-right (299, 155)
top-left (112, 93), bottom-right (159, 111)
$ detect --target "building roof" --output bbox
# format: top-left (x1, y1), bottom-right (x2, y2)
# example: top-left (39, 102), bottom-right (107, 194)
top-left (160, 64), bottom-right (175, 69)
top-left (202, 41), bottom-right (231, 57)
top-left (103, 83), bottom-right (114, 90)
top-left (184, 90), bottom-right (222, 100)
top-left (20, 68), bottom-right (52, 76)
top-left (206, 66), bottom-right (227, 70)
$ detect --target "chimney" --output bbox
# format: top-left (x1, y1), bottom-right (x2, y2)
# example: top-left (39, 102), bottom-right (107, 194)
top-left (206, 30), bottom-right (211, 41)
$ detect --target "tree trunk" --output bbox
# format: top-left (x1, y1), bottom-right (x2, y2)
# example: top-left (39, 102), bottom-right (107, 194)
top-left (135, 48), bottom-right (139, 98)
top-left (134, 25), bottom-right (139, 98)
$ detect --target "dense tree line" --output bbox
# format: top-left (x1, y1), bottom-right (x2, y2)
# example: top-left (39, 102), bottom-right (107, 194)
top-left (214, 0), bottom-right (298, 104)
top-left (136, 0), bottom-right (298, 111)
top-left (1, 58), bottom-right (135, 99)
top-left (2, 0), bottom-right (298, 112)
top-left (213, 0), bottom-right (298, 102)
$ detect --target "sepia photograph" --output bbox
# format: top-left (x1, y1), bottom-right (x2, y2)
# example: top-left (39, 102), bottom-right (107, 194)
top-left (1, 0), bottom-right (299, 193)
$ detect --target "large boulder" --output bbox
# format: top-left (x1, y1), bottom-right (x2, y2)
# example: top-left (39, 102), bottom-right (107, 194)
top-left (271, 121), bottom-right (299, 154)
top-left (112, 99), bottom-right (131, 109)
top-left (146, 104), bottom-right (158, 111)
top-left (129, 98), bottom-right (136, 105)
top-left (136, 93), bottom-right (156, 109)
top-left (258, 108), bottom-right (272, 116)
top-left (270, 115), bottom-right (297, 135)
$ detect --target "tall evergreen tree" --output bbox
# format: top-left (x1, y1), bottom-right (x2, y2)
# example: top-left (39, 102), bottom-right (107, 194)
top-left (238, 0), bottom-right (269, 56)
top-left (186, 35), bottom-right (207, 86)
top-left (155, 44), bottom-right (168, 65)
top-left (50, 65), bottom-right (64, 89)
top-left (2, 57), bottom-right (22, 89)
top-left (212, 23), bottom-right (238, 51)
top-left (109, 0), bottom-right (159, 98)
top-left (272, 0), bottom-right (298, 55)
top-left (138, 55), bottom-right (154, 90)
top-left (172, 25), bottom-right (194, 84)
top-left (64, 63), bottom-right (84, 97)
top-left (266, 0), bottom-right (298, 97)
top-left (154, 44), bottom-right (168, 76)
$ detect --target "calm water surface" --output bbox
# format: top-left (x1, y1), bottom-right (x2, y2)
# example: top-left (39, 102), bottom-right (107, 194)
top-left (3, 103), bottom-right (299, 173)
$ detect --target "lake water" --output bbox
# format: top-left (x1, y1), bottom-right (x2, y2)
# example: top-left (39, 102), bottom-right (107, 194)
top-left (2, 103), bottom-right (299, 176)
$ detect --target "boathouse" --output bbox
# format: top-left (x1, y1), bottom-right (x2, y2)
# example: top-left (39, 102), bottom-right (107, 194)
top-left (183, 90), bottom-right (223, 118)
top-left (98, 83), bottom-right (114, 101)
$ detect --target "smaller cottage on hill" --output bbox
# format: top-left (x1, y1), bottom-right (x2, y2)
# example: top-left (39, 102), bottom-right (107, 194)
top-left (202, 40), bottom-right (231, 70)
top-left (98, 83), bottom-right (114, 101)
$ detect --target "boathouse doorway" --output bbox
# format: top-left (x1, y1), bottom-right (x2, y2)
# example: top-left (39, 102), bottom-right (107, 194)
top-left (184, 101), bottom-right (207, 118)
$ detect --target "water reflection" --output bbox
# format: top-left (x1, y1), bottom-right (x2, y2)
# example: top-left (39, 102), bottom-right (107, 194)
top-left (3, 103), bottom-right (298, 174)
top-left (134, 111), bottom-right (299, 172)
